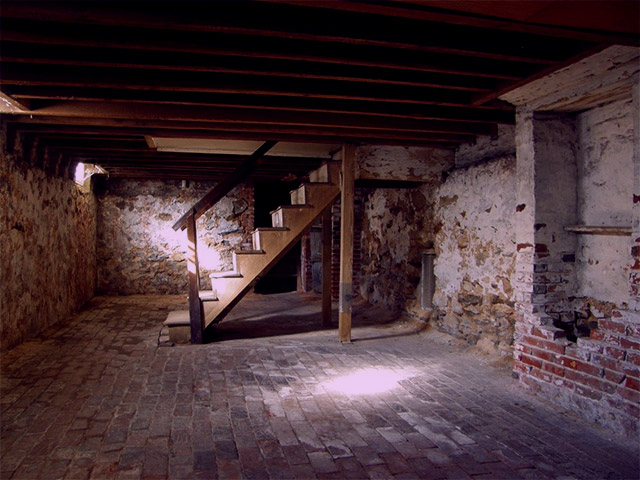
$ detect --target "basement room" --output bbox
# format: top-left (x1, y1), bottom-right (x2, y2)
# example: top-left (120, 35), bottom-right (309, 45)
top-left (1, 1), bottom-right (639, 479)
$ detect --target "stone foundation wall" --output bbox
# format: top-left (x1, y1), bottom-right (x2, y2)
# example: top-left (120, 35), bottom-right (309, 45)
top-left (360, 187), bottom-right (435, 311)
top-left (0, 147), bottom-right (97, 351)
top-left (359, 139), bottom-right (518, 355)
top-left (432, 156), bottom-right (517, 354)
top-left (96, 179), bottom-right (254, 294)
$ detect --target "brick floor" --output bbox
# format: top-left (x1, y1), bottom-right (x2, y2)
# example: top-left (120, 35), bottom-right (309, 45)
top-left (1, 293), bottom-right (638, 480)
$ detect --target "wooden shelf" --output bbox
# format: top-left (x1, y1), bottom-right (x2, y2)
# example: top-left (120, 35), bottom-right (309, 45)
top-left (565, 225), bottom-right (632, 236)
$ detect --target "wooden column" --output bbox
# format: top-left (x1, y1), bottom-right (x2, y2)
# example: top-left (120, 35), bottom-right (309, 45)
top-left (322, 207), bottom-right (332, 328)
top-left (338, 144), bottom-right (355, 342)
top-left (186, 214), bottom-right (204, 344)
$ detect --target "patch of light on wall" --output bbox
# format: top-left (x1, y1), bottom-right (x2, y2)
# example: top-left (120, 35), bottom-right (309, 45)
top-left (197, 246), bottom-right (223, 271)
top-left (323, 368), bottom-right (411, 395)
top-left (74, 162), bottom-right (106, 186)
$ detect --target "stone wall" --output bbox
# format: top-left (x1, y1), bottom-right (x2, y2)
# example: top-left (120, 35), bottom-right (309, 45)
top-left (360, 186), bottom-right (434, 311)
top-left (359, 139), bottom-right (518, 355)
top-left (96, 179), bottom-right (254, 294)
top-left (0, 147), bottom-right (97, 351)
top-left (432, 155), bottom-right (517, 354)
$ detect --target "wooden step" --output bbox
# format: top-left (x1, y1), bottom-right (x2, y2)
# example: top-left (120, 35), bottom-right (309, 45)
top-left (209, 271), bottom-right (242, 279)
top-left (164, 310), bottom-right (190, 343)
top-left (309, 161), bottom-right (341, 183)
top-left (164, 301), bottom-right (218, 343)
top-left (290, 182), bottom-right (331, 205)
top-left (197, 162), bottom-right (341, 330)
top-left (309, 162), bottom-right (330, 182)
top-left (199, 290), bottom-right (218, 302)
top-left (271, 204), bottom-right (313, 228)
top-left (252, 227), bottom-right (289, 250)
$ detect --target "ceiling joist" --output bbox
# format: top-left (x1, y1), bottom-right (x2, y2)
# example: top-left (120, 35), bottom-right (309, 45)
top-left (1, 1), bottom-right (636, 180)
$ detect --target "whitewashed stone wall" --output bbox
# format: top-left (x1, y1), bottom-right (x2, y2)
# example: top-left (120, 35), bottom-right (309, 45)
top-left (359, 137), bottom-right (518, 355)
top-left (96, 179), bottom-right (254, 294)
top-left (360, 187), bottom-right (434, 311)
top-left (432, 155), bottom-right (517, 354)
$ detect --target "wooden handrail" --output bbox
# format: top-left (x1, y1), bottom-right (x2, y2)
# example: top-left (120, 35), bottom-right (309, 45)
top-left (172, 140), bottom-right (278, 231)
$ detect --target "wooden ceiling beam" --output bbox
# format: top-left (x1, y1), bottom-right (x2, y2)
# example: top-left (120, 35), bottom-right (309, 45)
top-left (10, 100), bottom-right (496, 136)
top-left (13, 117), bottom-right (475, 144)
top-left (0, 28), bottom-right (537, 80)
top-left (63, 159), bottom-right (321, 169)
top-left (0, 6), bottom-right (585, 64)
top-left (53, 149), bottom-right (327, 165)
top-left (263, 0), bottom-right (638, 44)
top-left (10, 106), bottom-right (481, 141)
top-left (7, 87), bottom-right (515, 122)
top-left (1, 64), bottom-right (478, 107)
top-left (7, 121), bottom-right (459, 147)
top-left (0, 43), bottom-right (501, 92)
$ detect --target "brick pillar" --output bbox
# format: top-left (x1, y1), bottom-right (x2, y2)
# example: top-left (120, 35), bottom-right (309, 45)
top-left (514, 110), bottom-right (579, 377)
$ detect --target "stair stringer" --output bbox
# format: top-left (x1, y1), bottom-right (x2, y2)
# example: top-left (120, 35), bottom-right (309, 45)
top-left (204, 171), bottom-right (340, 329)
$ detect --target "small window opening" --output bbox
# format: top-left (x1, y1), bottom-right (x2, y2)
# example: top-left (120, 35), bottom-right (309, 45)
top-left (74, 162), bottom-right (106, 191)
top-left (420, 250), bottom-right (436, 309)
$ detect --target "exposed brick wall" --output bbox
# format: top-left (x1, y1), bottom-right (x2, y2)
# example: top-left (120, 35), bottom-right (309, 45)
top-left (513, 106), bottom-right (639, 437)
top-left (514, 311), bottom-right (640, 433)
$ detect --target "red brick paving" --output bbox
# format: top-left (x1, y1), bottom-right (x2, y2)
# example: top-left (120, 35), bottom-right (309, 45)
top-left (1, 294), bottom-right (638, 479)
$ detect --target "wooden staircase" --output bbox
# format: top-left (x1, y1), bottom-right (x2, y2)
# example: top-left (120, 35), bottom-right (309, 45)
top-left (164, 161), bottom-right (340, 343)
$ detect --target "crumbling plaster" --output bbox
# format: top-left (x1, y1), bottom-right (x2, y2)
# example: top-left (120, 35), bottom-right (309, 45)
top-left (96, 179), bottom-right (253, 294)
top-left (576, 99), bottom-right (634, 306)
top-left (358, 142), bottom-right (518, 354)
top-left (360, 186), bottom-right (434, 312)
top-left (357, 145), bottom-right (453, 181)
top-left (433, 155), bottom-right (517, 354)
top-left (0, 151), bottom-right (97, 352)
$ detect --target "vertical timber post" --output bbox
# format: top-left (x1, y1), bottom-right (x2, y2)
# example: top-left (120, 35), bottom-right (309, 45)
top-left (322, 207), bottom-right (332, 328)
top-left (186, 214), bottom-right (204, 344)
top-left (338, 144), bottom-right (355, 342)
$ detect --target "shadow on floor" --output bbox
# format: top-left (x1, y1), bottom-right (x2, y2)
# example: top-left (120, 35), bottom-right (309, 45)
top-left (204, 291), bottom-right (404, 343)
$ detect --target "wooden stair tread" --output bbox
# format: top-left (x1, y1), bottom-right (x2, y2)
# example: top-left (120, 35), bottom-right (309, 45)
top-left (269, 204), bottom-right (312, 214)
top-left (199, 290), bottom-right (217, 301)
top-left (290, 182), bottom-right (331, 194)
top-left (234, 249), bottom-right (265, 254)
top-left (210, 271), bottom-right (242, 279)
top-left (164, 310), bottom-right (189, 326)
top-left (253, 227), bottom-right (289, 232)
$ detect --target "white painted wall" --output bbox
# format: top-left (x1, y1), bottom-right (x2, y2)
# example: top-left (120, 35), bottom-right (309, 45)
top-left (576, 99), bottom-right (634, 306)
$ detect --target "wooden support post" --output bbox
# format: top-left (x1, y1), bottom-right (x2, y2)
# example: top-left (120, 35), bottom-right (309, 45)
top-left (338, 144), bottom-right (355, 342)
top-left (322, 207), bottom-right (332, 328)
top-left (186, 214), bottom-right (204, 344)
